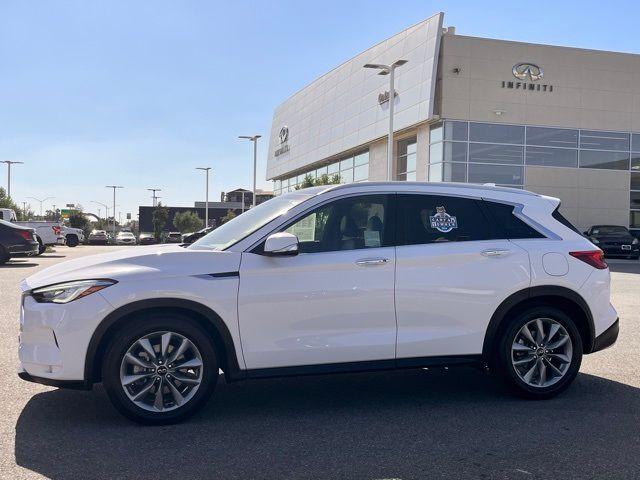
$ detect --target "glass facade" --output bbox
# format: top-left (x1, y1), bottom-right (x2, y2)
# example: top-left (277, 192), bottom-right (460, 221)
top-left (431, 120), bottom-right (640, 225)
top-left (430, 120), bottom-right (639, 182)
top-left (273, 150), bottom-right (369, 195)
top-left (396, 137), bottom-right (417, 181)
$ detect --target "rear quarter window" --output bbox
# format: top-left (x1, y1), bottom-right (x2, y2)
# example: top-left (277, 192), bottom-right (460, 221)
top-left (481, 201), bottom-right (546, 239)
top-left (551, 207), bottom-right (582, 235)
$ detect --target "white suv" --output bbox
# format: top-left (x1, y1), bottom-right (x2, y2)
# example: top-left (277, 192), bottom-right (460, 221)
top-left (18, 182), bottom-right (619, 424)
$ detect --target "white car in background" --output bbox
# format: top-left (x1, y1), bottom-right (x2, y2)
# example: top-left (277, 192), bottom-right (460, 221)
top-left (17, 182), bottom-right (619, 424)
top-left (115, 231), bottom-right (137, 245)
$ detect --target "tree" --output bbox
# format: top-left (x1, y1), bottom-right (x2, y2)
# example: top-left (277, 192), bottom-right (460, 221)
top-left (221, 209), bottom-right (236, 224)
top-left (173, 211), bottom-right (203, 233)
top-left (295, 173), bottom-right (341, 190)
top-left (0, 187), bottom-right (22, 218)
top-left (152, 202), bottom-right (169, 239)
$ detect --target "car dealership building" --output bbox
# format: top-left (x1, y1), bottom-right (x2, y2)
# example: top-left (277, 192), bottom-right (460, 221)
top-left (267, 12), bottom-right (640, 230)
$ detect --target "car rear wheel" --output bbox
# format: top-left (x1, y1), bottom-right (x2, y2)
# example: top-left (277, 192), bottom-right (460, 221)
top-left (35, 236), bottom-right (46, 255)
top-left (66, 235), bottom-right (79, 247)
top-left (102, 314), bottom-right (218, 425)
top-left (497, 306), bottom-right (582, 399)
top-left (0, 246), bottom-right (9, 264)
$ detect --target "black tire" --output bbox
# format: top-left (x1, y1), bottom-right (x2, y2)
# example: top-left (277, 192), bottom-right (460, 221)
top-left (66, 235), bottom-right (79, 247)
top-left (35, 237), bottom-right (46, 255)
top-left (102, 313), bottom-right (218, 425)
top-left (497, 306), bottom-right (582, 399)
top-left (0, 246), bottom-right (9, 264)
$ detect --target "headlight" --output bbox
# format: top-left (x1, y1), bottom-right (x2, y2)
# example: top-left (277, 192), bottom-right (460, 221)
top-left (591, 238), bottom-right (599, 244)
top-left (30, 279), bottom-right (117, 304)
top-left (633, 238), bottom-right (639, 245)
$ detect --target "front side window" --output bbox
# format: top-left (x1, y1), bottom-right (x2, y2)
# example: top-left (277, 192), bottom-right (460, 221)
top-left (397, 194), bottom-right (489, 245)
top-left (283, 195), bottom-right (392, 253)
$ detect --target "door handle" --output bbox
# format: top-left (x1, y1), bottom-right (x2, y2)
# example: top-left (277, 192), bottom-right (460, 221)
top-left (481, 248), bottom-right (511, 257)
top-left (355, 257), bottom-right (389, 266)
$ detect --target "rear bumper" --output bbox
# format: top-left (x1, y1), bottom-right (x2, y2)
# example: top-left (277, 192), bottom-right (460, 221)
top-left (592, 318), bottom-right (619, 353)
top-left (8, 242), bottom-right (39, 256)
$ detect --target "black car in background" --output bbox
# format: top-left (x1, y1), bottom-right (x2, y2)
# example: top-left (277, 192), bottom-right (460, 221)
top-left (181, 226), bottom-right (214, 244)
top-left (138, 232), bottom-right (157, 245)
top-left (584, 225), bottom-right (640, 259)
top-left (0, 219), bottom-right (39, 264)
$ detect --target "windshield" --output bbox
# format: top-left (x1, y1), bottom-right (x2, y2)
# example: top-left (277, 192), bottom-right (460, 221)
top-left (190, 191), bottom-right (317, 251)
top-left (591, 226), bottom-right (629, 236)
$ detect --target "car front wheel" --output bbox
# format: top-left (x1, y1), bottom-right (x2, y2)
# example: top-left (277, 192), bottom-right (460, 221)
top-left (102, 314), bottom-right (218, 425)
top-left (498, 307), bottom-right (582, 399)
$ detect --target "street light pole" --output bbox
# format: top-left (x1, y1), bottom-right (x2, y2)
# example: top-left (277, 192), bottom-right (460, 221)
top-left (27, 196), bottom-right (54, 218)
top-left (196, 168), bottom-right (211, 227)
top-left (1, 161), bottom-right (24, 198)
top-left (22, 201), bottom-right (27, 220)
top-left (238, 135), bottom-right (261, 207)
top-left (147, 188), bottom-right (161, 207)
top-left (105, 186), bottom-right (123, 238)
top-left (91, 201), bottom-right (109, 222)
top-left (364, 59), bottom-right (407, 181)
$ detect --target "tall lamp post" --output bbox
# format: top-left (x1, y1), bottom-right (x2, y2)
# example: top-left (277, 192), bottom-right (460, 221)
top-left (105, 186), bottom-right (123, 238)
top-left (91, 201), bottom-right (109, 222)
top-left (147, 188), bottom-right (161, 207)
top-left (27, 196), bottom-right (54, 218)
top-left (364, 59), bottom-right (407, 181)
top-left (196, 167), bottom-right (211, 227)
top-left (238, 135), bottom-right (261, 207)
top-left (1, 160), bottom-right (24, 198)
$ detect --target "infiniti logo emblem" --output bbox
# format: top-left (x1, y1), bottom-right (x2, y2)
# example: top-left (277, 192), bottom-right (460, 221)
top-left (512, 63), bottom-right (543, 82)
top-left (278, 126), bottom-right (289, 144)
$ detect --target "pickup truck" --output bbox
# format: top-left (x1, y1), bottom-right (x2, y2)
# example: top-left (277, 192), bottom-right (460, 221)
top-left (0, 208), bottom-right (66, 254)
top-left (61, 225), bottom-right (85, 247)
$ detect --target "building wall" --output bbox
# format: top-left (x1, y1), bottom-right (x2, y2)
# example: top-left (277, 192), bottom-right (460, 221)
top-left (524, 167), bottom-right (630, 230)
top-left (267, 13), bottom-right (443, 180)
top-left (439, 33), bottom-right (640, 130)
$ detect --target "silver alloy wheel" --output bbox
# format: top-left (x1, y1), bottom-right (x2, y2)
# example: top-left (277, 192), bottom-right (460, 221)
top-left (119, 331), bottom-right (204, 412)
top-left (511, 317), bottom-right (573, 388)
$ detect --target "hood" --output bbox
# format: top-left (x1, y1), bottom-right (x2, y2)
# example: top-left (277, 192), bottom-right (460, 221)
top-left (22, 245), bottom-right (241, 290)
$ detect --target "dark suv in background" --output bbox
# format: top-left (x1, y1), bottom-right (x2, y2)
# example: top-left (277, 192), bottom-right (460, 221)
top-left (584, 225), bottom-right (640, 259)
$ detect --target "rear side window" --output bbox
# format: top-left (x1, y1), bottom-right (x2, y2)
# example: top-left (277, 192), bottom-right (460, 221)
top-left (552, 207), bottom-right (582, 235)
top-left (397, 194), bottom-right (489, 245)
top-left (482, 201), bottom-right (545, 239)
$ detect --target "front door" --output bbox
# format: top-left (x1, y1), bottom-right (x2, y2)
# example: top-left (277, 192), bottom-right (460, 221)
top-left (238, 194), bottom-right (397, 370)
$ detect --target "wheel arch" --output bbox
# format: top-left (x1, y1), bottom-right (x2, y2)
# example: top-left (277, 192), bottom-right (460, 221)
top-left (482, 286), bottom-right (596, 361)
top-left (84, 298), bottom-right (244, 388)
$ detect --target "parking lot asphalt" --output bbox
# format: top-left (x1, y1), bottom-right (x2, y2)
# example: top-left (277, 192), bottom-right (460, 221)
top-left (1, 246), bottom-right (639, 480)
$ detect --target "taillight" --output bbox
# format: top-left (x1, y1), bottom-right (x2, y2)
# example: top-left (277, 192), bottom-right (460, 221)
top-left (17, 230), bottom-right (32, 241)
top-left (569, 250), bottom-right (608, 269)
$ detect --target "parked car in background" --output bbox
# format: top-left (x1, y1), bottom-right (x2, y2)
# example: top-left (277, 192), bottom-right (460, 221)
top-left (14, 221), bottom-right (65, 254)
top-left (138, 232), bottom-right (157, 245)
top-left (583, 225), bottom-right (640, 259)
top-left (0, 220), bottom-right (39, 264)
top-left (164, 231), bottom-right (182, 243)
top-left (116, 231), bottom-right (137, 245)
top-left (181, 226), bottom-right (214, 244)
top-left (88, 230), bottom-right (109, 245)
top-left (62, 226), bottom-right (85, 247)
top-left (17, 182), bottom-right (619, 424)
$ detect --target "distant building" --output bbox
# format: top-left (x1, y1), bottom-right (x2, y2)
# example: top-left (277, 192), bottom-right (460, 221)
top-left (221, 188), bottom-right (275, 209)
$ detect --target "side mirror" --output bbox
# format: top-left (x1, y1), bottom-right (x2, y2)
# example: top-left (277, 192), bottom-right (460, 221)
top-left (583, 231), bottom-right (589, 236)
top-left (264, 232), bottom-right (299, 256)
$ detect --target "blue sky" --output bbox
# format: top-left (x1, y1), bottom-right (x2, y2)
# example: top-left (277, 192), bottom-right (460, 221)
top-left (1, 0), bottom-right (639, 218)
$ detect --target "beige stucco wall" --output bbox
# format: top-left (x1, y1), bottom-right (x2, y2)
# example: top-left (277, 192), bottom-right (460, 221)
top-left (439, 33), bottom-right (640, 130)
top-left (524, 166), bottom-right (630, 230)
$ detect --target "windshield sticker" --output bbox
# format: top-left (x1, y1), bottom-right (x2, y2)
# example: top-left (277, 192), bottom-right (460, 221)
top-left (430, 206), bottom-right (458, 233)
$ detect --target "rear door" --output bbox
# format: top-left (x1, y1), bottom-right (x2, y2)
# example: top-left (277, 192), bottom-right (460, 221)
top-left (394, 194), bottom-right (531, 359)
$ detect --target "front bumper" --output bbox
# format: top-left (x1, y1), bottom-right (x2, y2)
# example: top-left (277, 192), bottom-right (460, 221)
top-left (600, 245), bottom-right (639, 257)
top-left (17, 368), bottom-right (89, 390)
top-left (18, 291), bottom-right (114, 384)
top-left (592, 318), bottom-right (619, 353)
